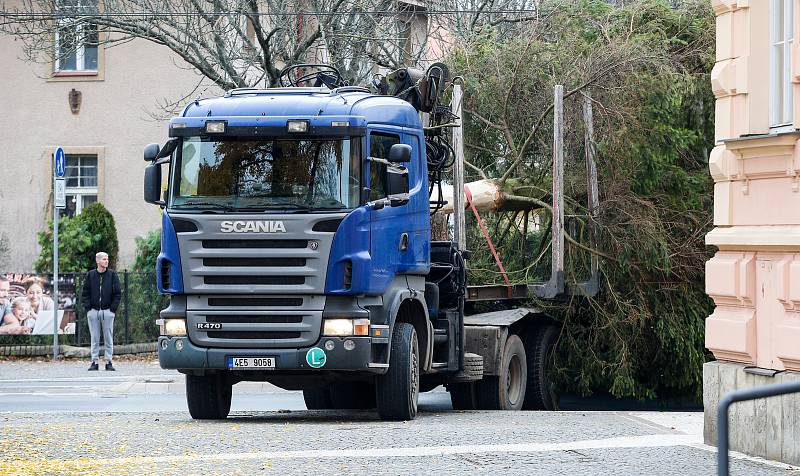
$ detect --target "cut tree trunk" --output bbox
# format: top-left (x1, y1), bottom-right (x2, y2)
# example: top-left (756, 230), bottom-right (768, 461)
top-left (432, 179), bottom-right (548, 214)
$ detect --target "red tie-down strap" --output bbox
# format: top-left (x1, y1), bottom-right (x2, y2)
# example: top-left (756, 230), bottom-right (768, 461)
top-left (464, 185), bottom-right (513, 298)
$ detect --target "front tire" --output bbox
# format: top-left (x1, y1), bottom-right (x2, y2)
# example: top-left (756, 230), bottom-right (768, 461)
top-left (376, 323), bottom-right (420, 421)
top-left (303, 387), bottom-right (333, 410)
top-left (186, 373), bottom-right (232, 420)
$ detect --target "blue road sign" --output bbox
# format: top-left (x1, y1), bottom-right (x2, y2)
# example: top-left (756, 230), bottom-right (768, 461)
top-left (54, 147), bottom-right (65, 178)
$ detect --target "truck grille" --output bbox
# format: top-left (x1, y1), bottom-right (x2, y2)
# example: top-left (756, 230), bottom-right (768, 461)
top-left (187, 309), bottom-right (323, 348)
top-left (175, 213), bottom-right (342, 348)
top-left (203, 276), bottom-right (305, 285)
top-left (203, 257), bottom-right (306, 267)
top-left (206, 314), bottom-right (303, 324)
top-left (208, 331), bottom-right (301, 340)
top-left (202, 239), bottom-right (307, 249)
top-left (207, 297), bottom-right (303, 307)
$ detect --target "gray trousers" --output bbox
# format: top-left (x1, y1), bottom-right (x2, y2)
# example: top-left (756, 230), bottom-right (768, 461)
top-left (88, 309), bottom-right (115, 362)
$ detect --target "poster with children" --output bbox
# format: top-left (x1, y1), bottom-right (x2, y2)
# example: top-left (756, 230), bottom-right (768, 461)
top-left (0, 274), bottom-right (77, 335)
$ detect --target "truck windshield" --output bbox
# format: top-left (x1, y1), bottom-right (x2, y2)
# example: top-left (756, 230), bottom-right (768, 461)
top-left (170, 137), bottom-right (360, 211)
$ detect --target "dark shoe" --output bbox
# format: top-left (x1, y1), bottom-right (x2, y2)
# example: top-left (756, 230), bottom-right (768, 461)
top-left (105, 362), bottom-right (115, 371)
top-left (88, 362), bottom-right (99, 371)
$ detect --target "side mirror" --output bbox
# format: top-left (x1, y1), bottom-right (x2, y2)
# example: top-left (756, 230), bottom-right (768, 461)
top-left (386, 164), bottom-right (409, 207)
top-left (388, 143), bottom-right (411, 163)
top-left (144, 143), bottom-right (160, 162)
top-left (144, 163), bottom-right (164, 205)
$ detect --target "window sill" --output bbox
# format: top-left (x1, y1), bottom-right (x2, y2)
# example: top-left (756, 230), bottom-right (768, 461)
top-left (47, 70), bottom-right (104, 82)
top-left (53, 70), bottom-right (98, 77)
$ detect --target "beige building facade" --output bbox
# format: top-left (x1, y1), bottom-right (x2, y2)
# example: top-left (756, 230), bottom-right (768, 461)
top-left (705, 0), bottom-right (800, 465)
top-left (0, 27), bottom-right (217, 271)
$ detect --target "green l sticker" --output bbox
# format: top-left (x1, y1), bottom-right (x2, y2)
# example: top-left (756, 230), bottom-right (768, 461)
top-left (306, 347), bottom-right (327, 368)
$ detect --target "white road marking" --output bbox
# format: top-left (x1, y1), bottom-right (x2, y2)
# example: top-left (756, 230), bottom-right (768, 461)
top-left (30, 434), bottom-right (700, 466)
top-left (0, 392), bottom-right (106, 397)
top-left (0, 375), bottom-right (168, 383)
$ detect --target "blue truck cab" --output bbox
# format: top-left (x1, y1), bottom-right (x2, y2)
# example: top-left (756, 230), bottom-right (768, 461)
top-left (145, 87), bottom-right (441, 420)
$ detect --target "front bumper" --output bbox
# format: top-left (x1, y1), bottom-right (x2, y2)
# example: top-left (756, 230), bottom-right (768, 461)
top-left (158, 335), bottom-right (385, 373)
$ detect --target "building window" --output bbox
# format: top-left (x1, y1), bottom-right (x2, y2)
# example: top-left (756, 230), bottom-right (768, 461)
top-left (55, 22), bottom-right (98, 72)
top-left (60, 154), bottom-right (98, 218)
top-left (771, 0), bottom-right (794, 128)
top-left (54, 0), bottom-right (98, 72)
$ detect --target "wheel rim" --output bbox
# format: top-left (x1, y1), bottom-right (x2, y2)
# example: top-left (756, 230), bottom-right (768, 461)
top-left (506, 353), bottom-right (522, 406)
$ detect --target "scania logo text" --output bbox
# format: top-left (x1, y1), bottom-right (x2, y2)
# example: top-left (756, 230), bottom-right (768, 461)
top-left (220, 221), bottom-right (287, 233)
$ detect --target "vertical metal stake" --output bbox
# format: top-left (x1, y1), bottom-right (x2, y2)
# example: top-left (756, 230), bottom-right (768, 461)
top-left (551, 85), bottom-right (565, 291)
top-left (583, 93), bottom-right (600, 279)
top-left (452, 84), bottom-right (466, 251)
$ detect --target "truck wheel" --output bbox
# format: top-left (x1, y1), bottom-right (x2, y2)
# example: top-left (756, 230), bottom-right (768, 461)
top-left (303, 387), bottom-right (333, 410)
top-left (186, 373), bottom-right (232, 420)
top-left (476, 334), bottom-right (527, 410)
top-left (449, 382), bottom-right (478, 410)
top-left (376, 323), bottom-right (419, 421)
top-left (523, 324), bottom-right (560, 411)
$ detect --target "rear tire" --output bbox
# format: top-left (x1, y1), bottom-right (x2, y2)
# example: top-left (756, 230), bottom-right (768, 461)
top-left (475, 334), bottom-right (527, 410)
top-left (449, 382), bottom-right (478, 410)
top-left (303, 387), bottom-right (333, 410)
top-left (186, 373), bottom-right (232, 420)
top-left (522, 324), bottom-right (560, 411)
top-left (376, 323), bottom-right (419, 421)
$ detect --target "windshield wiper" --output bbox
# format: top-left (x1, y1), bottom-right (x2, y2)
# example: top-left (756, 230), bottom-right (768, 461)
top-left (261, 203), bottom-right (312, 210)
top-left (172, 202), bottom-right (237, 211)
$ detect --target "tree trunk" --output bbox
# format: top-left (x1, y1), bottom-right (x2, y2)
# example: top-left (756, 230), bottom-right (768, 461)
top-left (432, 179), bottom-right (548, 215)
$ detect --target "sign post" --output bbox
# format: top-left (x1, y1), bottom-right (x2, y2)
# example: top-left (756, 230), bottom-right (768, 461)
top-left (53, 147), bottom-right (65, 359)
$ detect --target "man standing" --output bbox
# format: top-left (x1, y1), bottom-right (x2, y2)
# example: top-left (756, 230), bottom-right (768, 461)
top-left (81, 252), bottom-right (121, 371)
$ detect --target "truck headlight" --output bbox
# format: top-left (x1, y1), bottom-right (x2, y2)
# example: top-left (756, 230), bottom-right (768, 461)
top-left (157, 318), bottom-right (187, 336)
top-left (323, 318), bottom-right (369, 336)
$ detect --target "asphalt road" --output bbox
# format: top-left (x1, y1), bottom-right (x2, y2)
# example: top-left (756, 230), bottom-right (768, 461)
top-left (0, 358), bottom-right (797, 475)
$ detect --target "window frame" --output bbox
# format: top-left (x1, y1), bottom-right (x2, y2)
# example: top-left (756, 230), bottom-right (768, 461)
top-left (54, 21), bottom-right (99, 73)
top-left (367, 131), bottom-right (402, 201)
top-left (61, 154), bottom-right (98, 217)
top-left (770, 0), bottom-right (795, 129)
top-left (168, 136), bottom-right (362, 211)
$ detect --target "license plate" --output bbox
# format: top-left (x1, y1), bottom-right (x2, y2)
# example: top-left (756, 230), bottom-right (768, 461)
top-left (227, 357), bottom-right (276, 370)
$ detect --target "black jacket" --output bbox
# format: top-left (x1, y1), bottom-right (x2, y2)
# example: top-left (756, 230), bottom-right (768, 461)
top-left (81, 269), bottom-right (121, 312)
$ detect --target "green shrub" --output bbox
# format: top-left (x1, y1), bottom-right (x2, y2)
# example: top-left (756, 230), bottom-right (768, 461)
top-left (34, 215), bottom-right (93, 273)
top-left (34, 203), bottom-right (119, 273)
top-left (79, 203), bottom-right (119, 269)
